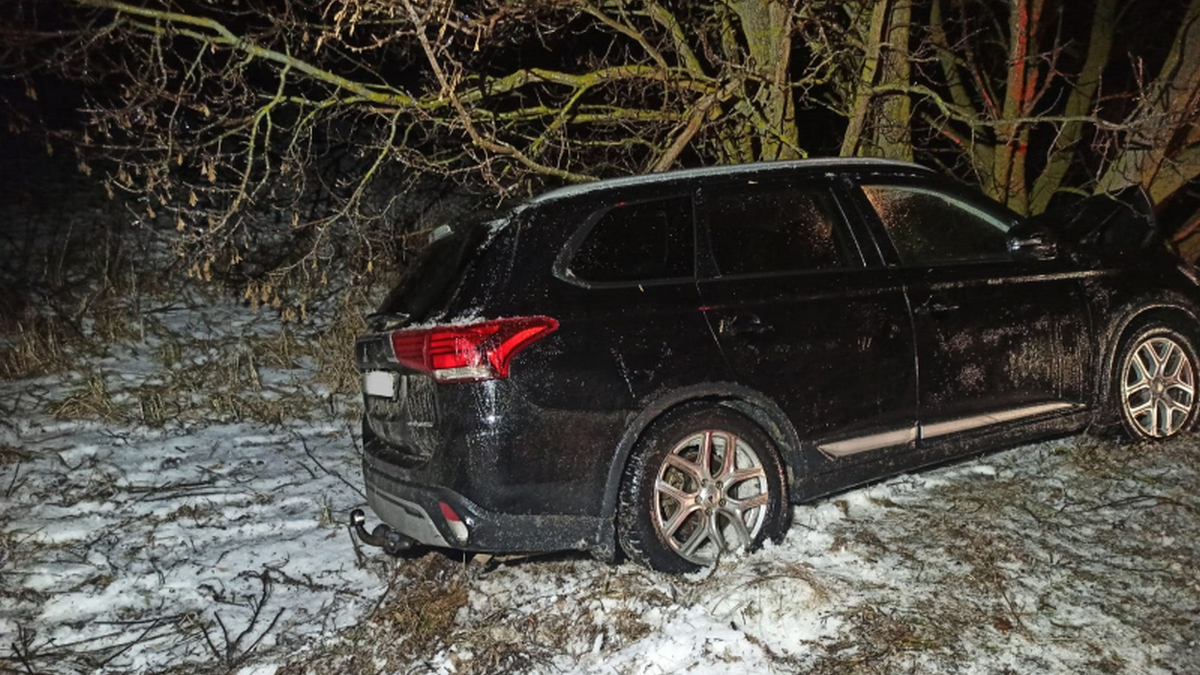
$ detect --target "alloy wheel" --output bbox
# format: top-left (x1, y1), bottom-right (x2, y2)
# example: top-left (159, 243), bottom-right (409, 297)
top-left (1121, 335), bottom-right (1196, 437)
top-left (651, 429), bottom-right (769, 565)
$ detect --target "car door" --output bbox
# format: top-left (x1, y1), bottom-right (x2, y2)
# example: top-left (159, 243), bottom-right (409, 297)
top-left (847, 178), bottom-right (1091, 448)
top-left (695, 176), bottom-right (919, 473)
top-left (545, 192), bottom-right (727, 409)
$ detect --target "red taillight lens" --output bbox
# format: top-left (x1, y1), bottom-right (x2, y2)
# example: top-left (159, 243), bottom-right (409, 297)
top-left (389, 316), bottom-right (558, 382)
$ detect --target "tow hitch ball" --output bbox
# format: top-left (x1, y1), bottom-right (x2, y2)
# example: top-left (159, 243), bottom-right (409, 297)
top-left (350, 509), bottom-right (414, 555)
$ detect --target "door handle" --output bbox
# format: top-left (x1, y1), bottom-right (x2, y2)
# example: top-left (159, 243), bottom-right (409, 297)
top-left (720, 314), bottom-right (772, 336)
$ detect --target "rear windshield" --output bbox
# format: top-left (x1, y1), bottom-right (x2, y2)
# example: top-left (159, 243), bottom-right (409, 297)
top-left (377, 212), bottom-right (507, 323)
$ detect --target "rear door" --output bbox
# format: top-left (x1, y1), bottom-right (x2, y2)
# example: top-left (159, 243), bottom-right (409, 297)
top-left (695, 176), bottom-right (919, 472)
top-left (543, 192), bottom-right (726, 410)
top-left (848, 179), bottom-right (1091, 447)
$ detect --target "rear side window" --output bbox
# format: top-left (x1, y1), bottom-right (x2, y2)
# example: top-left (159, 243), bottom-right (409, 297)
top-left (569, 196), bottom-right (694, 283)
top-left (705, 184), bottom-right (856, 276)
top-left (861, 185), bottom-right (1012, 265)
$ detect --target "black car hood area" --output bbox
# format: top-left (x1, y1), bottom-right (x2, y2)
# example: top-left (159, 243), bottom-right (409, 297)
top-left (1030, 186), bottom-right (1160, 249)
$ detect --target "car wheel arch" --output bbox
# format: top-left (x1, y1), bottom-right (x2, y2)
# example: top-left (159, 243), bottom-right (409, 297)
top-left (1094, 295), bottom-right (1200, 425)
top-left (599, 383), bottom-right (803, 523)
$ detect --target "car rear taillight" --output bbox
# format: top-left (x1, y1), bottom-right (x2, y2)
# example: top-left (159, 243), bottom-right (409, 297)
top-left (389, 316), bottom-right (558, 382)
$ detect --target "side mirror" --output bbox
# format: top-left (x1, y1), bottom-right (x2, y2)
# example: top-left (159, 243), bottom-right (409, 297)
top-left (1007, 223), bottom-right (1059, 261)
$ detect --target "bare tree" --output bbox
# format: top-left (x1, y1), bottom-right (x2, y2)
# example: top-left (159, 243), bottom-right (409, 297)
top-left (2, 0), bottom-right (1199, 306)
top-left (906, 0), bottom-right (1200, 214)
top-left (840, 0), bottom-right (913, 160)
top-left (2, 0), bottom-right (853, 306)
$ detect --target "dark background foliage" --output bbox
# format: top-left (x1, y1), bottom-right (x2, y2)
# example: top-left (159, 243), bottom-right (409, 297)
top-left (1, 0), bottom-right (1198, 311)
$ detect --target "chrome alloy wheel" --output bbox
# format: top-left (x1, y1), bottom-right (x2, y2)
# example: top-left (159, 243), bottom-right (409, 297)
top-left (652, 429), bottom-right (769, 565)
top-left (1121, 335), bottom-right (1196, 437)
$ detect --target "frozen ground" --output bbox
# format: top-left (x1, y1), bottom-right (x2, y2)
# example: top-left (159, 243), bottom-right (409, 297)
top-left (3, 297), bottom-right (1200, 675)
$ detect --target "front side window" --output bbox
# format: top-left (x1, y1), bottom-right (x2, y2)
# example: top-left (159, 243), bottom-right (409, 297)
top-left (568, 196), bottom-right (693, 283)
top-left (705, 184), bottom-right (856, 276)
top-left (861, 185), bottom-right (1013, 266)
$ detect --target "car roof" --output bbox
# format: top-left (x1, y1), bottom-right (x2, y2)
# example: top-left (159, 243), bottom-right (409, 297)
top-left (526, 158), bottom-right (933, 206)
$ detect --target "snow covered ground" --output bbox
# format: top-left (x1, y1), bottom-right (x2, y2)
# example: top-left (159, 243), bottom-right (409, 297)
top-left (4, 296), bottom-right (1200, 674)
top-left (0, 297), bottom-right (380, 673)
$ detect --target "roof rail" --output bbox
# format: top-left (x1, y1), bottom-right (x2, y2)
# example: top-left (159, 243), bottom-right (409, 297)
top-left (528, 158), bottom-right (931, 205)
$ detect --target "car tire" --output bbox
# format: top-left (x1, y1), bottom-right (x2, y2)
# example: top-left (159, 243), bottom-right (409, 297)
top-left (1112, 321), bottom-right (1200, 440)
top-left (617, 405), bottom-right (789, 573)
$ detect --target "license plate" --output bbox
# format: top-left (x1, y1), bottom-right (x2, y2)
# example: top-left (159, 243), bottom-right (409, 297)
top-left (363, 370), bottom-right (398, 398)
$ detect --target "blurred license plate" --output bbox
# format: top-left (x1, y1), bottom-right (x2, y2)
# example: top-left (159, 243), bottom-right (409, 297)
top-left (363, 370), bottom-right (398, 398)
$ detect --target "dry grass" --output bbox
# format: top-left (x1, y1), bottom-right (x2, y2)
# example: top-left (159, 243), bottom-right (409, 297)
top-left (798, 436), bottom-right (1200, 674)
top-left (1065, 435), bottom-right (1139, 476)
top-left (0, 531), bottom-right (48, 610)
top-left (380, 568), bottom-right (469, 650)
top-left (310, 292), bottom-right (368, 395)
top-left (133, 292), bottom-right (371, 423)
top-left (36, 323), bottom-right (333, 426)
top-left (2, 205), bottom-right (378, 422)
top-left (274, 554), bottom-right (473, 675)
top-left (249, 326), bottom-right (305, 371)
top-left (33, 290), bottom-right (369, 426)
top-left (0, 245), bottom-right (159, 379)
top-left (278, 554), bottom-right (665, 675)
top-left (0, 315), bottom-right (72, 379)
top-left (89, 292), bottom-right (147, 344)
top-left (205, 391), bottom-right (315, 426)
top-left (49, 373), bottom-right (125, 423)
top-left (0, 303), bottom-right (142, 381)
top-left (813, 606), bottom-right (944, 674)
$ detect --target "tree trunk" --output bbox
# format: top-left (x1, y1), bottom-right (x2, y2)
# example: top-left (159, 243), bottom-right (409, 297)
top-left (874, 0), bottom-right (912, 160)
top-left (1028, 0), bottom-right (1117, 213)
top-left (732, 0), bottom-right (800, 160)
top-left (992, 0), bottom-right (1046, 215)
top-left (1095, 0), bottom-right (1200, 201)
top-left (841, 0), bottom-right (890, 157)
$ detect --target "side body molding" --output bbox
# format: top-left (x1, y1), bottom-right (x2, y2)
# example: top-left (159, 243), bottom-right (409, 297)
top-left (817, 402), bottom-right (1083, 457)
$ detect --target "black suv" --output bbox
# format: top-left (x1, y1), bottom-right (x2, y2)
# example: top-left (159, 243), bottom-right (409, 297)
top-left (352, 159), bottom-right (1200, 572)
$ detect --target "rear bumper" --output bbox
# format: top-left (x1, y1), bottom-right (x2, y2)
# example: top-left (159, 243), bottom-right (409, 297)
top-left (363, 449), bottom-right (612, 555)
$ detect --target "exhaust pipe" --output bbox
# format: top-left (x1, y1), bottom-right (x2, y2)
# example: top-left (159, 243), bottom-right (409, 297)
top-left (350, 509), bottom-right (414, 555)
